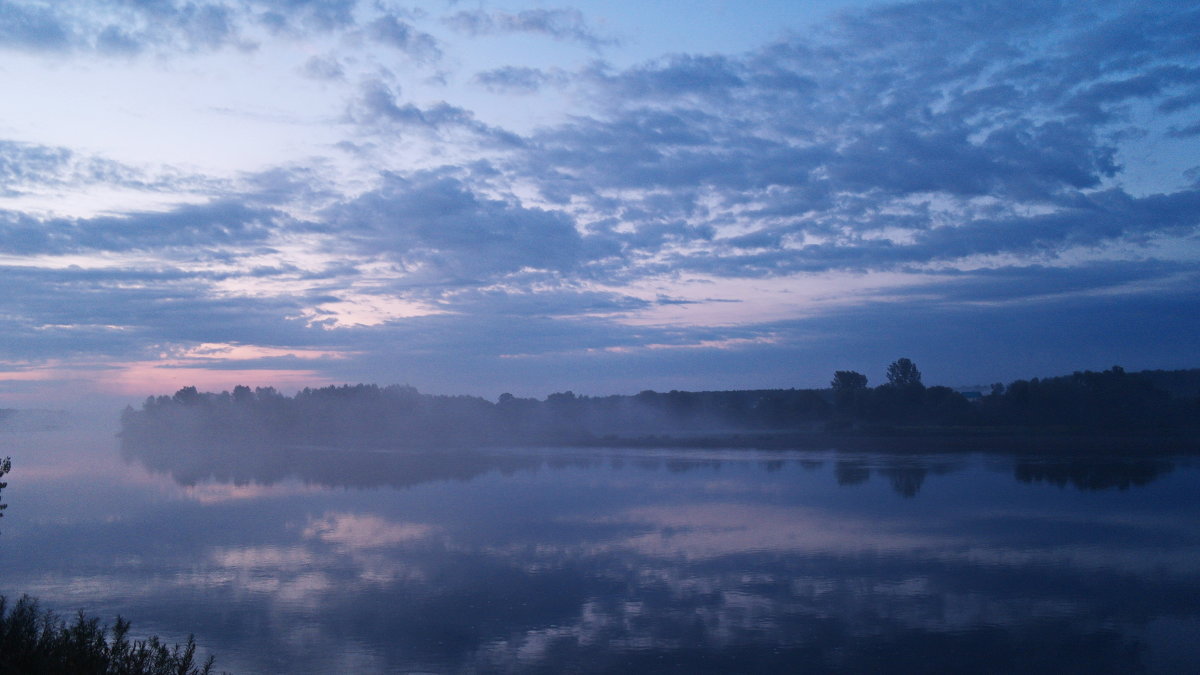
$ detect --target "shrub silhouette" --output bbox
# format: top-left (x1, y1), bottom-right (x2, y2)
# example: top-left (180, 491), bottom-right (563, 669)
top-left (0, 456), bottom-right (8, 522)
top-left (0, 595), bottom-right (216, 675)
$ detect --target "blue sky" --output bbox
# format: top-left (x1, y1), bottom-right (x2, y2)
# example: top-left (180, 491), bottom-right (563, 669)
top-left (1, 0), bottom-right (1198, 405)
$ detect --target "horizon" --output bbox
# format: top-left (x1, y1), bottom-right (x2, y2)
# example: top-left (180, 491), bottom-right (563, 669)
top-left (2, 0), bottom-right (1199, 408)
top-left (7, 362), bottom-right (1195, 419)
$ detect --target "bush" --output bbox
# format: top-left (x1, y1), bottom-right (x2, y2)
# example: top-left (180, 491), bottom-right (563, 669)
top-left (0, 595), bottom-right (215, 674)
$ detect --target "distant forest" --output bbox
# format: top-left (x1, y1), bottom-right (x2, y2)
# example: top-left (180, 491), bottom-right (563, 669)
top-left (119, 361), bottom-right (1200, 451)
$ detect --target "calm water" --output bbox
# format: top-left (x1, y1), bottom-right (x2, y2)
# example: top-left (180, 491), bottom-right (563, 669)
top-left (2, 423), bottom-right (1199, 673)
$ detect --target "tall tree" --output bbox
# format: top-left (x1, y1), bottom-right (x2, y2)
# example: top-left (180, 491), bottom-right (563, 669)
top-left (886, 358), bottom-right (923, 388)
top-left (831, 371), bottom-right (868, 392)
top-left (830, 371), bottom-right (870, 424)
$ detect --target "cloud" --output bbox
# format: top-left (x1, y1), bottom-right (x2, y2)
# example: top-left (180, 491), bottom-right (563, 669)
top-left (95, 24), bottom-right (143, 55)
top-left (250, 0), bottom-right (357, 34)
top-left (443, 7), bottom-right (616, 49)
top-left (0, 139), bottom-right (215, 198)
top-left (894, 260), bottom-right (1200, 304)
top-left (821, 120), bottom-right (1119, 199)
top-left (896, 189), bottom-right (1200, 263)
top-left (0, 0), bottom-right (253, 55)
top-left (155, 2), bottom-right (241, 51)
top-left (303, 512), bottom-right (435, 550)
top-left (0, 141), bottom-right (75, 195)
top-left (1168, 121), bottom-right (1200, 138)
top-left (435, 287), bottom-right (651, 318)
top-left (301, 54), bottom-right (345, 81)
top-left (588, 54), bottom-right (748, 100)
top-left (322, 171), bottom-right (589, 282)
top-left (0, 0), bottom-right (362, 56)
top-left (0, 200), bottom-right (284, 256)
top-left (474, 66), bottom-right (557, 94)
top-left (0, 266), bottom-right (315, 363)
top-left (2, 0), bottom-right (1199, 398)
top-left (345, 80), bottom-right (523, 145)
top-left (491, 0), bottom-right (1200, 284)
top-left (0, 1), bottom-right (72, 52)
top-left (659, 188), bottom-right (1200, 278)
top-left (364, 15), bottom-right (440, 62)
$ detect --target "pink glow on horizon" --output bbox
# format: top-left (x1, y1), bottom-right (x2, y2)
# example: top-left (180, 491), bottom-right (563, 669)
top-left (108, 362), bottom-right (336, 397)
top-left (0, 359), bottom-right (337, 405)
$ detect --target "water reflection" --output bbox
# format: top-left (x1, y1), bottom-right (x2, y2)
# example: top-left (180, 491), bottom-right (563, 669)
top-left (835, 459), bottom-right (871, 486)
top-left (121, 438), bottom-right (545, 490)
top-left (878, 463), bottom-right (928, 497)
top-left (1014, 458), bottom-right (1175, 491)
top-left (2, 433), bottom-right (1194, 673)
top-left (122, 433), bottom-right (1182, 498)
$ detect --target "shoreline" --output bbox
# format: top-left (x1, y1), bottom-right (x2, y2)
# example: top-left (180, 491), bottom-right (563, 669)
top-left (561, 429), bottom-right (1200, 455)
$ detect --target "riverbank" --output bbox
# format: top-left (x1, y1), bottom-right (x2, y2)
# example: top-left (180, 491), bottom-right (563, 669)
top-left (571, 428), bottom-right (1200, 455)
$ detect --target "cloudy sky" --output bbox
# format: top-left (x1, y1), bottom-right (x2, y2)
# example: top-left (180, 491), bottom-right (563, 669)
top-left (1, 0), bottom-right (1198, 405)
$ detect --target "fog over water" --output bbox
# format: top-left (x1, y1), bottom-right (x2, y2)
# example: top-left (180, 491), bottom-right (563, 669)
top-left (1, 411), bottom-right (1198, 673)
top-left (3, 1), bottom-right (1199, 669)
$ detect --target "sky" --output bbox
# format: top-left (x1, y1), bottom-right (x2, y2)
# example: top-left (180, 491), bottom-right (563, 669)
top-left (0, 0), bottom-right (1198, 406)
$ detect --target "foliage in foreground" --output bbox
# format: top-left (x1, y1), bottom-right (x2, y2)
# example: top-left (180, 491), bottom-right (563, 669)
top-left (0, 595), bottom-right (215, 675)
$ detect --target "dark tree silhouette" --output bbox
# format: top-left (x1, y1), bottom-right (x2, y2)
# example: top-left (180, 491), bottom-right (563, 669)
top-left (830, 367), bottom-right (868, 389)
top-left (830, 371), bottom-right (870, 426)
top-left (120, 363), bottom-right (1199, 452)
top-left (976, 366), bottom-right (1188, 430)
top-left (886, 358), bottom-right (923, 388)
top-left (0, 456), bottom-right (8, 522)
top-left (831, 371), bottom-right (868, 392)
top-left (0, 596), bottom-right (215, 674)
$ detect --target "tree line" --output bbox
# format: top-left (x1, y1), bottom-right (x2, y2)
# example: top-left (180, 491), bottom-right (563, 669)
top-left (830, 361), bottom-right (1198, 431)
top-left (119, 361), bottom-right (1199, 450)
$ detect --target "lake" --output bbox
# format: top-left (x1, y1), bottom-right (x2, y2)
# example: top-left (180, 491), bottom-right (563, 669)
top-left (2, 422), bottom-right (1198, 673)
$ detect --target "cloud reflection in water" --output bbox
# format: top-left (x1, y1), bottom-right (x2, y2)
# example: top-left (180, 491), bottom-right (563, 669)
top-left (2, 434), bottom-right (1195, 673)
